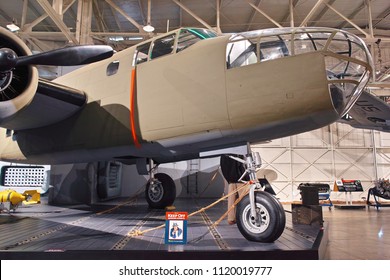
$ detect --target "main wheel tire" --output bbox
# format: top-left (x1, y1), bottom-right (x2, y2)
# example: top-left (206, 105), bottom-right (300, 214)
top-left (236, 191), bottom-right (286, 242)
top-left (145, 173), bottom-right (176, 209)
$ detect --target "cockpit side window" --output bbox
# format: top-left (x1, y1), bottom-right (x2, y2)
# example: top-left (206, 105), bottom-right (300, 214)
top-left (226, 39), bottom-right (257, 69)
top-left (177, 28), bottom-right (217, 52)
top-left (151, 34), bottom-right (176, 59)
top-left (177, 29), bottom-right (202, 52)
top-left (259, 36), bottom-right (289, 62)
top-left (134, 42), bottom-right (151, 65)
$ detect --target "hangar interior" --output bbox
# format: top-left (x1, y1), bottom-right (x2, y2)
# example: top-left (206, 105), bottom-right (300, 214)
top-left (1, 0), bottom-right (390, 259)
top-left (1, 0), bottom-right (388, 202)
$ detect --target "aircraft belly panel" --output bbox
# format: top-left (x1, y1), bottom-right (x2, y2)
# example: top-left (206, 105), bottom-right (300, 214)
top-left (226, 52), bottom-right (333, 130)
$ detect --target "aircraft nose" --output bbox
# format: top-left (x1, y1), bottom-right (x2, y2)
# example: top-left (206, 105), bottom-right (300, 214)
top-left (226, 28), bottom-right (373, 119)
top-left (325, 31), bottom-right (373, 117)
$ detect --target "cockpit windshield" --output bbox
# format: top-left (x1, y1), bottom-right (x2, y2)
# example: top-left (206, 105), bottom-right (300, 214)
top-left (177, 28), bottom-right (217, 52)
top-left (133, 28), bottom-right (217, 66)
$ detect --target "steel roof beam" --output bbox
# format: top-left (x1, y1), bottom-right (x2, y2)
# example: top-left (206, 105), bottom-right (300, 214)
top-left (300, 0), bottom-right (325, 27)
top-left (137, 0), bottom-right (146, 26)
top-left (326, 2), bottom-right (370, 37)
top-left (280, 0), bottom-right (299, 27)
top-left (172, 0), bottom-right (214, 31)
top-left (248, 2), bottom-right (282, 28)
top-left (21, 0), bottom-right (29, 28)
top-left (0, 7), bottom-right (13, 22)
top-left (104, 0), bottom-right (142, 31)
top-left (311, 0), bottom-right (336, 25)
top-left (23, 0), bottom-right (76, 32)
top-left (93, 0), bottom-right (108, 33)
top-left (289, 0), bottom-right (294, 27)
top-left (36, 0), bottom-right (78, 44)
top-left (373, 5), bottom-right (390, 27)
top-left (337, 2), bottom-right (366, 29)
top-left (246, 0), bottom-right (262, 31)
top-left (216, 0), bottom-right (222, 34)
top-left (52, 0), bottom-right (64, 19)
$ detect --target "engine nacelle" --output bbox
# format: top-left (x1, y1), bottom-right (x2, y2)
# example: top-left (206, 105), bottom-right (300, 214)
top-left (0, 27), bottom-right (38, 127)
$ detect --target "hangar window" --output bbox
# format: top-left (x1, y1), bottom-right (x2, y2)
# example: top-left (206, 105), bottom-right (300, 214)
top-left (151, 34), bottom-right (176, 59)
top-left (134, 42), bottom-right (151, 65)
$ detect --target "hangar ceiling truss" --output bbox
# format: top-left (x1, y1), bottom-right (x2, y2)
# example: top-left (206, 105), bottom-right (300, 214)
top-left (1, 0), bottom-right (388, 80)
top-left (1, 1), bottom-right (388, 41)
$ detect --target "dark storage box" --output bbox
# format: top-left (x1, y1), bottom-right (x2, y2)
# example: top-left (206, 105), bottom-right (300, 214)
top-left (292, 204), bottom-right (323, 226)
top-left (298, 184), bottom-right (319, 205)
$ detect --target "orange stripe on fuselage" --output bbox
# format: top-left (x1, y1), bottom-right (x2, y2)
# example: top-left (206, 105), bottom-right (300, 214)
top-left (130, 69), bottom-right (141, 148)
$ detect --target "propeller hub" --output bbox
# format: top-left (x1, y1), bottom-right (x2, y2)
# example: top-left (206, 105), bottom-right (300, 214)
top-left (0, 48), bottom-right (18, 72)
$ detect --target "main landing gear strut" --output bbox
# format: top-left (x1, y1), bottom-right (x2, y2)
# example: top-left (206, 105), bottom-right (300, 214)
top-left (145, 159), bottom-right (176, 209)
top-left (230, 149), bottom-right (286, 242)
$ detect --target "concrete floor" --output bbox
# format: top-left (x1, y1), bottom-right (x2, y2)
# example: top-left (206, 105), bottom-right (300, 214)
top-left (322, 206), bottom-right (390, 260)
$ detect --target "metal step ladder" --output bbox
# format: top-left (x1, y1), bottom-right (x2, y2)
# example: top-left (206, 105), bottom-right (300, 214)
top-left (187, 159), bottom-right (200, 195)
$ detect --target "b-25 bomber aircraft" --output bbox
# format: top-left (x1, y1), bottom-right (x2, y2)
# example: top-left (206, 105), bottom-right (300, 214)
top-left (0, 26), bottom-right (373, 242)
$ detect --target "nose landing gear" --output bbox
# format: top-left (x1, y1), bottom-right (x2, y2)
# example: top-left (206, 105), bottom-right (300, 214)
top-left (230, 150), bottom-right (286, 242)
top-left (145, 159), bottom-right (176, 209)
top-left (237, 191), bottom-right (285, 242)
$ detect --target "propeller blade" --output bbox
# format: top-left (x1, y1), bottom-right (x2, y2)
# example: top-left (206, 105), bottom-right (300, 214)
top-left (16, 45), bottom-right (114, 67)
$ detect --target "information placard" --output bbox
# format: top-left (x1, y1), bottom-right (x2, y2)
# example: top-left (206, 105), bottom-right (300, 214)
top-left (165, 212), bottom-right (187, 245)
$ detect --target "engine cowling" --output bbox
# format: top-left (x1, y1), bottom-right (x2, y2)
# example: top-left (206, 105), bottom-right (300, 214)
top-left (0, 27), bottom-right (38, 126)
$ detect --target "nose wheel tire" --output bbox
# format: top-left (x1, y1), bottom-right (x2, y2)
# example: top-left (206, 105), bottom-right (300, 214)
top-left (145, 173), bottom-right (176, 209)
top-left (236, 191), bottom-right (286, 242)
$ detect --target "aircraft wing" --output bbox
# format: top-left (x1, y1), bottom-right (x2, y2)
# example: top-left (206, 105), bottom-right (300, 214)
top-left (2, 78), bottom-right (87, 130)
top-left (339, 90), bottom-right (390, 132)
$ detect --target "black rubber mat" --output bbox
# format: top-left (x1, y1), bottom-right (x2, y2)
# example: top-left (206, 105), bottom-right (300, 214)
top-left (0, 197), bottom-right (326, 259)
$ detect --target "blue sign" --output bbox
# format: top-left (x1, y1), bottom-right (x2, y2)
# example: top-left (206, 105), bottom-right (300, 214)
top-left (165, 212), bottom-right (188, 245)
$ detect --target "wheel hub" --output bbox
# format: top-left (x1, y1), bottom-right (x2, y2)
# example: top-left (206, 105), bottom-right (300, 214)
top-left (242, 203), bottom-right (270, 234)
top-left (148, 180), bottom-right (164, 203)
